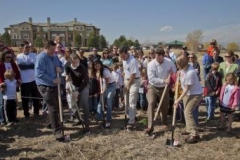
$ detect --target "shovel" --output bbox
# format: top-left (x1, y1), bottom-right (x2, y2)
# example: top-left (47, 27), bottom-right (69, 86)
top-left (99, 77), bottom-right (106, 129)
top-left (166, 73), bottom-right (180, 147)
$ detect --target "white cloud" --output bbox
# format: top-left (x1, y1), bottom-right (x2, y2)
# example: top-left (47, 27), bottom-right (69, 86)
top-left (160, 25), bottom-right (173, 32)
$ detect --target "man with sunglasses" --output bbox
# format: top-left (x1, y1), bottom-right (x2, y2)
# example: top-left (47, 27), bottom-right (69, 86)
top-left (16, 41), bottom-right (40, 120)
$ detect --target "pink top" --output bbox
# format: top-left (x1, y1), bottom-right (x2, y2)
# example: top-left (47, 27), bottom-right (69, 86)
top-left (141, 79), bottom-right (148, 93)
top-left (219, 83), bottom-right (240, 109)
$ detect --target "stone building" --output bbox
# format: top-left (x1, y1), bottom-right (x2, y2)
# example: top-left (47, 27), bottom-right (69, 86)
top-left (4, 17), bottom-right (100, 47)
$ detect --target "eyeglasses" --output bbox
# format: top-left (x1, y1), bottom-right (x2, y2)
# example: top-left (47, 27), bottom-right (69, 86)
top-left (225, 55), bottom-right (231, 58)
top-left (5, 56), bottom-right (12, 59)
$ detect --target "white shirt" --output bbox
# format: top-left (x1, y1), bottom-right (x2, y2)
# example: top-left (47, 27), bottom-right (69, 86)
top-left (3, 79), bottom-right (17, 100)
top-left (112, 70), bottom-right (120, 88)
top-left (4, 62), bottom-right (12, 70)
top-left (60, 57), bottom-right (68, 77)
top-left (180, 65), bottom-right (202, 95)
top-left (16, 52), bottom-right (37, 83)
top-left (117, 69), bottom-right (124, 86)
top-left (147, 58), bottom-right (176, 88)
top-left (169, 52), bottom-right (176, 63)
top-left (123, 54), bottom-right (140, 79)
top-left (222, 84), bottom-right (234, 107)
top-left (103, 68), bottom-right (115, 83)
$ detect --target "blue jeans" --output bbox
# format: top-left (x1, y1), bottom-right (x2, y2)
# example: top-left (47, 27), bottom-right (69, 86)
top-left (193, 106), bottom-right (199, 125)
top-left (205, 96), bottom-right (217, 119)
top-left (89, 95), bottom-right (98, 112)
top-left (0, 91), bottom-right (5, 123)
top-left (139, 93), bottom-right (147, 110)
top-left (97, 82), bottom-right (116, 122)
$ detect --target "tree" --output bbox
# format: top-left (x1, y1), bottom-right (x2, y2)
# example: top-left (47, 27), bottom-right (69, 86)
top-left (227, 42), bottom-right (239, 51)
top-left (0, 31), bottom-right (11, 46)
top-left (87, 32), bottom-right (99, 48)
top-left (134, 39), bottom-right (141, 48)
top-left (99, 35), bottom-right (107, 50)
top-left (34, 36), bottom-right (43, 48)
top-left (74, 34), bottom-right (82, 48)
top-left (186, 30), bottom-right (203, 52)
top-left (127, 39), bottom-right (134, 48)
top-left (203, 42), bottom-right (210, 50)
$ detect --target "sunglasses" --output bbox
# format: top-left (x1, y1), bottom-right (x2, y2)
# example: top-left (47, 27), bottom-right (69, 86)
top-left (188, 57), bottom-right (194, 58)
top-left (212, 68), bottom-right (217, 70)
top-left (5, 56), bottom-right (12, 59)
top-left (225, 55), bottom-right (231, 58)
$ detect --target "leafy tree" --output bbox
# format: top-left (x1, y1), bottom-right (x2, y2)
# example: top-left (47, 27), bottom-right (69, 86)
top-left (34, 36), bottom-right (43, 48)
top-left (113, 39), bottom-right (119, 46)
top-left (127, 39), bottom-right (134, 48)
top-left (134, 39), bottom-right (141, 48)
top-left (0, 31), bottom-right (11, 46)
top-left (87, 32), bottom-right (99, 48)
top-left (186, 30), bottom-right (203, 52)
top-left (99, 35), bottom-right (107, 50)
top-left (74, 34), bottom-right (82, 48)
top-left (227, 42), bottom-right (239, 51)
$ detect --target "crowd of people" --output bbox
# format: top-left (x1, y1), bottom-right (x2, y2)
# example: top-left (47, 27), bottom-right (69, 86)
top-left (0, 38), bottom-right (240, 143)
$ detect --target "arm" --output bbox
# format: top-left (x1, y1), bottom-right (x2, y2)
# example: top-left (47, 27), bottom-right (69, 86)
top-left (176, 85), bottom-right (191, 103)
top-left (147, 65), bottom-right (164, 84)
top-left (232, 88), bottom-right (240, 109)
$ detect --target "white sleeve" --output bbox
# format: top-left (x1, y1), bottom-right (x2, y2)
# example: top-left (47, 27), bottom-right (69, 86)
top-left (147, 63), bottom-right (164, 84)
top-left (129, 59), bottom-right (138, 75)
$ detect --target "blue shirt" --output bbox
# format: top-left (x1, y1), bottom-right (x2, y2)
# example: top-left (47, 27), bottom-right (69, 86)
top-left (35, 52), bottom-right (62, 87)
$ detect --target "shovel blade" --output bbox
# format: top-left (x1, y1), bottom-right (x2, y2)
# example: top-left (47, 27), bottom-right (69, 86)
top-left (166, 138), bottom-right (174, 146)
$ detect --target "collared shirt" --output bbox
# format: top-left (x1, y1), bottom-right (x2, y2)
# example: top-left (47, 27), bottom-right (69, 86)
top-left (147, 58), bottom-right (176, 88)
top-left (123, 54), bottom-right (140, 79)
top-left (35, 52), bottom-right (62, 87)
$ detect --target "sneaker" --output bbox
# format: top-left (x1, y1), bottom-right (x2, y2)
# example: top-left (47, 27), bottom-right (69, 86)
top-left (105, 122), bottom-right (111, 128)
top-left (126, 124), bottom-right (134, 131)
top-left (0, 121), bottom-right (7, 126)
top-left (6, 122), bottom-right (13, 126)
top-left (144, 127), bottom-right (153, 135)
top-left (83, 126), bottom-right (90, 135)
top-left (54, 131), bottom-right (64, 141)
top-left (185, 135), bottom-right (200, 144)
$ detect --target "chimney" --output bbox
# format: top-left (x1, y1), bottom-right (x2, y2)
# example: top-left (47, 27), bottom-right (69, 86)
top-left (29, 17), bottom-right (32, 24)
top-left (74, 18), bottom-right (77, 23)
top-left (47, 17), bottom-right (51, 25)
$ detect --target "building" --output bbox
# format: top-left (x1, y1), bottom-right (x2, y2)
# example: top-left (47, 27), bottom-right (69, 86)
top-left (166, 40), bottom-right (185, 49)
top-left (4, 17), bottom-right (100, 47)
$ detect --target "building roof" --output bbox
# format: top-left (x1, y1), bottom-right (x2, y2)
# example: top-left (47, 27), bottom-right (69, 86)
top-left (9, 20), bottom-right (99, 28)
top-left (166, 40), bottom-right (185, 45)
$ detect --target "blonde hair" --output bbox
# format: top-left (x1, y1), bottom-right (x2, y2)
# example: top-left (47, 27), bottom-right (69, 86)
top-left (4, 70), bottom-right (15, 81)
top-left (211, 62), bottom-right (219, 70)
top-left (225, 73), bottom-right (237, 85)
top-left (112, 63), bottom-right (119, 71)
top-left (176, 54), bottom-right (189, 69)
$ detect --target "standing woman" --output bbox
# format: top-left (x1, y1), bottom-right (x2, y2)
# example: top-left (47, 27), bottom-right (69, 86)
top-left (91, 59), bottom-right (116, 128)
top-left (101, 49), bottom-right (113, 67)
top-left (174, 54), bottom-right (203, 144)
top-left (218, 50), bottom-right (238, 84)
top-left (188, 53), bottom-right (201, 81)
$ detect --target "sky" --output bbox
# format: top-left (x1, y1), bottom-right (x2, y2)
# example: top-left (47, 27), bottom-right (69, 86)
top-left (1, 0), bottom-right (240, 45)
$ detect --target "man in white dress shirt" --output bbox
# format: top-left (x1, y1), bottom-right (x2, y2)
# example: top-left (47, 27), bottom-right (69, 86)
top-left (119, 46), bottom-right (141, 130)
top-left (145, 48), bottom-right (176, 134)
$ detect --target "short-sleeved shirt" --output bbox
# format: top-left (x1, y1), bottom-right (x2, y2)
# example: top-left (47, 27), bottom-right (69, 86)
top-left (222, 84), bottom-right (234, 107)
top-left (3, 79), bottom-right (17, 100)
top-left (180, 65), bottom-right (202, 95)
top-left (122, 54), bottom-right (140, 79)
top-left (103, 68), bottom-right (115, 83)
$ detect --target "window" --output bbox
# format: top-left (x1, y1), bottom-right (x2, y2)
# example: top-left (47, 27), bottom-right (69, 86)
top-left (23, 33), bottom-right (29, 39)
top-left (68, 27), bottom-right (73, 31)
top-left (43, 27), bottom-right (48, 32)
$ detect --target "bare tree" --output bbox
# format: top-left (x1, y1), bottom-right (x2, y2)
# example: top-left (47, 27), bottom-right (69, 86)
top-left (186, 30), bottom-right (203, 52)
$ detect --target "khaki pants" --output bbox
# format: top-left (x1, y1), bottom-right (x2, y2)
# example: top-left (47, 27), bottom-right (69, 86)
top-left (146, 85), bottom-right (169, 128)
top-left (124, 79), bottom-right (141, 124)
top-left (183, 94), bottom-right (202, 136)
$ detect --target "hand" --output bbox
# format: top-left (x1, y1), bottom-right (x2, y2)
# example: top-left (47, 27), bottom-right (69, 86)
top-left (56, 67), bottom-right (62, 73)
top-left (164, 78), bottom-right (170, 85)
top-left (215, 91), bottom-right (219, 95)
top-left (174, 100), bottom-right (180, 108)
top-left (72, 91), bottom-right (79, 99)
top-left (53, 78), bottom-right (61, 84)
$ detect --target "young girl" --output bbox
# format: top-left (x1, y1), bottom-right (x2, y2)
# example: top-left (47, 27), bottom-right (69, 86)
top-left (204, 62), bottom-right (222, 121)
top-left (218, 73), bottom-right (240, 132)
top-left (139, 69), bottom-right (148, 111)
top-left (3, 70), bottom-right (19, 125)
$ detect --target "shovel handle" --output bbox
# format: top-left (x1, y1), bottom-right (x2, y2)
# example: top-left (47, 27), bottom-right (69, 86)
top-left (172, 73), bottom-right (180, 127)
top-left (57, 73), bottom-right (64, 127)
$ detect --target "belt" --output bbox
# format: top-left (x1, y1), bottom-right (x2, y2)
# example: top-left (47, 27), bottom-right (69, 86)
top-left (38, 85), bottom-right (57, 89)
top-left (126, 77), bottom-right (140, 80)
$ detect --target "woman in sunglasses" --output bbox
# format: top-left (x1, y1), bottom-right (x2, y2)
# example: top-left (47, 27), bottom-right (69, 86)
top-left (218, 50), bottom-right (238, 84)
top-left (188, 53), bottom-right (201, 81)
top-left (0, 50), bottom-right (21, 125)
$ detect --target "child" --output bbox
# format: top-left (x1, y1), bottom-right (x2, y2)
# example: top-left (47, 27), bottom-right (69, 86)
top-left (139, 69), bottom-right (148, 111)
top-left (2, 70), bottom-right (19, 125)
top-left (203, 62), bottom-right (222, 121)
top-left (218, 73), bottom-right (240, 132)
top-left (112, 63), bottom-right (121, 109)
top-left (88, 68), bottom-right (99, 114)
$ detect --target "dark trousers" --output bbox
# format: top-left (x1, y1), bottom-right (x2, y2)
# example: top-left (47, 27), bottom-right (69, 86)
top-left (21, 81), bottom-right (41, 117)
top-left (113, 88), bottom-right (120, 108)
top-left (3, 99), bottom-right (17, 123)
top-left (37, 85), bottom-right (61, 133)
top-left (168, 90), bottom-right (174, 115)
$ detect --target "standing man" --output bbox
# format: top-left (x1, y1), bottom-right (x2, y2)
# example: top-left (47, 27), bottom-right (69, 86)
top-left (77, 47), bottom-right (88, 69)
top-left (92, 47), bottom-right (101, 61)
top-left (35, 40), bottom-right (64, 141)
top-left (119, 46), bottom-right (141, 130)
top-left (16, 41), bottom-right (40, 119)
top-left (145, 48), bottom-right (176, 134)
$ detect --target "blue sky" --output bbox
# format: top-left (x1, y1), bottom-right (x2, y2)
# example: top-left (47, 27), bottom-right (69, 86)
top-left (1, 0), bottom-right (240, 45)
